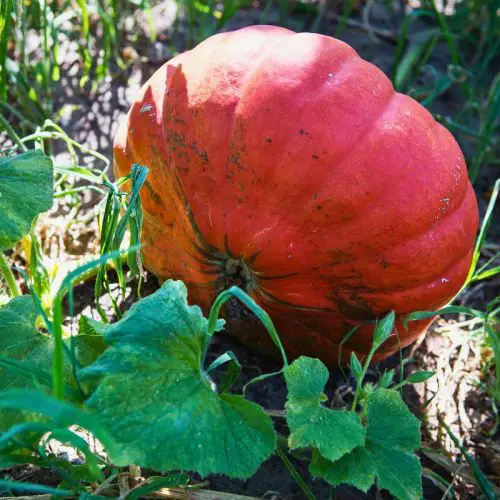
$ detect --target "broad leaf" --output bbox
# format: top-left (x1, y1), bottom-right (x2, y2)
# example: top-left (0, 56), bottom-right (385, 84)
top-left (284, 356), bottom-right (365, 462)
top-left (310, 389), bottom-right (422, 500)
top-left (81, 280), bottom-right (276, 479)
top-left (75, 315), bottom-right (107, 367)
top-left (0, 296), bottom-right (96, 429)
top-left (0, 296), bottom-right (54, 429)
top-left (0, 150), bottom-right (53, 250)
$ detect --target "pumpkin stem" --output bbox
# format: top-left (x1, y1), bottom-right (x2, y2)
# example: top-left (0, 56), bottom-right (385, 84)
top-left (223, 258), bottom-right (256, 293)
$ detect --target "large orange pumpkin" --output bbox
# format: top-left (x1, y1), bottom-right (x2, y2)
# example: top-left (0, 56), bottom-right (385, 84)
top-left (114, 26), bottom-right (478, 364)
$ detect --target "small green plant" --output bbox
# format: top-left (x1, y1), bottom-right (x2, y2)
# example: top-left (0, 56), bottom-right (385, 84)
top-left (391, 0), bottom-right (499, 183)
top-left (0, 122), bottom-right (149, 321)
top-left (0, 274), bottom-right (430, 499)
top-left (0, 0), bottom-right (156, 133)
top-left (183, 0), bottom-right (252, 47)
top-left (0, 149), bottom-right (53, 298)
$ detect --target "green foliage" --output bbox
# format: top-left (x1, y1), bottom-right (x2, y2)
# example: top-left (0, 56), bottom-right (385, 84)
top-left (0, 0), bottom-right (13, 102)
top-left (0, 389), bottom-right (119, 490)
top-left (284, 357), bottom-right (364, 462)
top-left (391, 0), bottom-right (499, 182)
top-left (281, 314), bottom-right (424, 499)
top-left (0, 294), bottom-right (109, 429)
top-left (95, 163), bottom-right (149, 322)
top-left (467, 178), bottom-right (500, 285)
top-left (0, 276), bottom-right (430, 498)
top-left (76, 316), bottom-right (107, 367)
top-left (82, 280), bottom-right (276, 479)
top-left (310, 389), bottom-right (422, 500)
top-left (184, 0), bottom-right (252, 46)
top-left (0, 150), bottom-right (53, 251)
top-left (0, 478), bottom-right (73, 497)
top-left (439, 419), bottom-right (497, 500)
top-left (0, 296), bottom-right (55, 429)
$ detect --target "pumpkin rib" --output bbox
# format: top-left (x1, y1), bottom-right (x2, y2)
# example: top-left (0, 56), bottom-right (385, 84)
top-left (223, 52), bottom-right (389, 247)
top-left (207, 31), bottom-right (362, 255)
top-left (325, 182), bottom-right (475, 288)
top-left (354, 248), bottom-right (474, 315)
top-left (217, 30), bottom-right (325, 254)
top-left (294, 90), bottom-right (398, 224)
top-left (285, 108), bottom-right (471, 276)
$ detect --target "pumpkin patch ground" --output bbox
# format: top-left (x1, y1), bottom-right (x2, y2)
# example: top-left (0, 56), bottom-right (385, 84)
top-left (0, 1), bottom-right (499, 499)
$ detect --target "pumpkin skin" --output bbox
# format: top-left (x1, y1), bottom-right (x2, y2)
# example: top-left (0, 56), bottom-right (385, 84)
top-left (114, 25), bottom-right (478, 364)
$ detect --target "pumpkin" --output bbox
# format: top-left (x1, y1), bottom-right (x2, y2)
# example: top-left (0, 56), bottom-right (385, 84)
top-left (114, 25), bottom-right (478, 364)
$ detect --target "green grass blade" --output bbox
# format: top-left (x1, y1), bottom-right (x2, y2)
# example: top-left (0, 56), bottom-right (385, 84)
top-left (206, 351), bottom-right (242, 393)
top-left (467, 178), bottom-right (500, 284)
top-left (76, 0), bottom-right (91, 87)
top-left (0, 479), bottom-right (73, 497)
top-left (0, 389), bottom-right (119, 456)
top-left (208, 286), bottom-right (288, 367)
top-left (52, 246), bottom-right (140, 400)
top-left (125, 473), bottom-right (189, 500)
top-left (469, 76), bottom-right (500, 183)
top-left (403, 306), bottom-right (487, 330)
top-left (394, 29), bottom-right (440, 92)
top-left (439, 418), bottom-right (496, 500)
top-left (0, 0), bottom-right (13, 101)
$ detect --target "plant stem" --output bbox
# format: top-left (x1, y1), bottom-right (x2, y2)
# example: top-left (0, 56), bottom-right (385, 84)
top-left (485, 324), bottom-right (500, 401)
top-left (0, 252), bottom-right (21, 297)
top-left (275, 445), bottom-right (316, 500)
top-left (351, 345), bottom-right (377, 411)
top-left (51, 293), bottom-right (65, 400)
top-left (0, 114), bottom-right (27, 151)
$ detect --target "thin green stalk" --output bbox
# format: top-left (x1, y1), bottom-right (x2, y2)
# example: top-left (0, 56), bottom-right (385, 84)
top-left (437, 116), bottom-right (484, 140)
top-left (51, 292), bottom-right (65, 400)
top-left (351, 344), bottom-right (377, 411)
top-left (21, 129), bottom-right (110, 171)
top-left (335, 0), bottom-right (354, 37)
top-left (0, 0), bottom-right (13, 101)
top-left (207, 286), bottom-right (288, 367)
top-left (278, 0), bottom-right (288, 26)
top-left (466, 178), bottom-right (499, 285)
top-left (42, 0), bottom-right (50, 107)
top-left (76, 0), bottom-right (91, 87)
top-left (0, 252), bottom-right (21, 297)
top-left (0, 113), bottom-right (27, 150)
top-left (275, 445), bottom-right (316, 500)
top-left (431, 2), bottom-right (459, 66)
top-left (485, 323), bottom-right (500, 400)
top-left (58, 254), bottom-right (128, 302)
top-left (439, 417), bottom-right (496, 500)
top-left (0, 101), bottom-right (37, 128)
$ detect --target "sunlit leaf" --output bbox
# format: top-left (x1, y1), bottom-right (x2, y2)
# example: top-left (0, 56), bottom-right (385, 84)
top-left (82, 280), bottom-right (276, 478)
top-left (311, 389), bottom-right (422, 500)
top-left (284, 356), bottom-right (365, 463)
top-left (0, 150), bottom-right (53, 251)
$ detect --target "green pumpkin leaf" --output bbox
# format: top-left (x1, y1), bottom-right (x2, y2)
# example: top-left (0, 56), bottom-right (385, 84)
top-left (81, 280), bottom-right (276, 479)
top-left (75, 315), bottom-right (107, 367)
top-left (311, 447), bottom-right (375, 492)
top-left (0, 150), bottom-right (53, 251)
top-left (310, 389), bottom-right (422, 500)
top-left (0, 296), bottom-right (55, 429)
top-left (0, 297), bottom-right (100, 429)
top-left (284, 356), bottom-right (365, 463)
